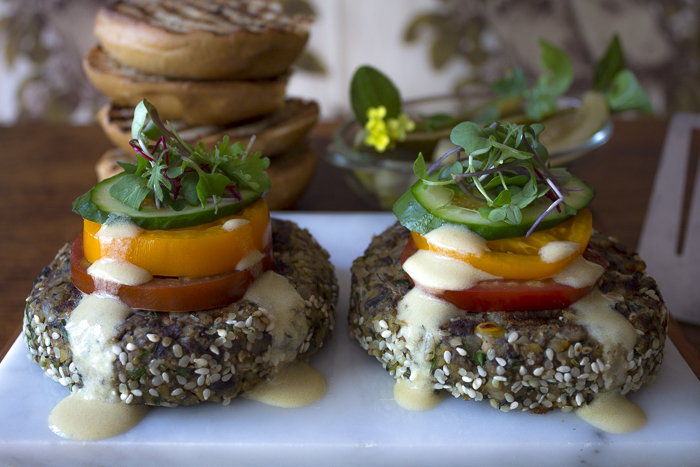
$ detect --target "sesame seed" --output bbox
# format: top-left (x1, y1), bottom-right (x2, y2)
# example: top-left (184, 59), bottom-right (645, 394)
top-left (126, 343), bottom-right (137, 351)
top-left (576, 393), bottom-right (584, 406)
top-left (444, 351), bottom-right (452, 364)
top-left (195, 368), bottom-right (210, 375)
top-left (456, 347), bottom-right (467, 356)
top-left (557, 365), bottom-right (571, 373)
top-left (380, 330), bottom-right (392, 338)
top-left (507, 332), bottom-right (518, 343)
top-left (162, 337), bottom-right (172, 347)
top-left (147, 334), bottom-right (160, 343)
top-left (496, 357), bottom-right (506, 367)
top-left (119, 352), bottom-right (127, 366)
top-left (152, 376), bottom-right (164, 386)
top-left (477, 366), bottom-right (487, 377)
top-left (487, 349), bottom-right (496, 361)
top-left (194, 358), bottom-right (208, 368)
top-left (533, 367), bottom-right (544, 377)
top-left (519, 366), bottom-right (527, 376)
top-left (496, 366), bottom-right (505, 375)
top-left (171, 388), bottom-right (184, 397)
top-left (493, 375), bottom-right (507, 382)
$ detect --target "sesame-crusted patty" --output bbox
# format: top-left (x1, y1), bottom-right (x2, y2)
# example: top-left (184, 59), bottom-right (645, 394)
top-left (24, 219), bottom-right (337, 407)
top-left (349, 222), bottom-right (667, 414)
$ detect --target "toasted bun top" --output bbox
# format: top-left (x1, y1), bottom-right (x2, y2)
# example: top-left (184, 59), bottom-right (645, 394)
top-left (95, 0), bottom-right (311, 80)
top-left (102, 0), bottom-right (311, 35)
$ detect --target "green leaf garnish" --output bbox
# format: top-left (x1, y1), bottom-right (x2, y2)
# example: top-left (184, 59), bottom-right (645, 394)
top-left (350, 65), bottom-right (402, 125)
top-left (605, 69), bottom-right (653, 113)
top-left (416, 120), bottom-right (569, 236)
top-left (111, 99), bottom-right (271, 212)
top-left (593, 34), bottom-right (625, 91)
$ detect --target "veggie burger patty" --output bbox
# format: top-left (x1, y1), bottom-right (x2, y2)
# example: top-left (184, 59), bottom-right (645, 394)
top-left (24, 219), bottom-right (337, 407)
top-left (349, 222), bottom-right (667, 414)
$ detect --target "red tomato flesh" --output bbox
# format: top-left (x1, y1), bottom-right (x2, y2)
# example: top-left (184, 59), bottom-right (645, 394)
top-left (70, 235), bottom-right (273, 312)
top-left (401, 237), bottom-right (607, 313)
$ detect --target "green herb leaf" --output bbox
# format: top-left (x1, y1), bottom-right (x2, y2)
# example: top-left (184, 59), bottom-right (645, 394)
top-left (605, 69), bottom-right (653, 113)
top-left (413, 153), bottom-right (428, 179)
top-left (450, 122), bottom-right (491, 157)
top-left (196, 172), bottom-right (231, 207)
top-left (350, 65), bottom-right (402, 124)
top-left (538, 39), bottom-right (573, 98)
top-left (593, 34), bottom-right (625, 91)
top-left (490, 66), bottom-right (528, 98)
top-left (131, 102), bottom-right (149, 140)
top-left (472, 351), bottom-right (486, 367)
top-left (108, 174), bottom-right (151, 211)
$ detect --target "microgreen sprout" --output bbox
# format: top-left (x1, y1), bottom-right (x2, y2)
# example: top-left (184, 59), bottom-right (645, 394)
top-left (108, 99), bottom-right (271, 212)
top-left (413, 120), bottom-right (577, 235)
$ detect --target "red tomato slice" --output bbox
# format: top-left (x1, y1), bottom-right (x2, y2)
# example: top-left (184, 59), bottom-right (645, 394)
top-left (401, 237), bottom-right (607, 312)
top-left (70, 235), bottom-right (273, 312)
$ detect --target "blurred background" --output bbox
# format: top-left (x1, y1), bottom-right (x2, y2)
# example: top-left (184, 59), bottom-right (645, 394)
top-left (0, 0), bottom-right (697, 124)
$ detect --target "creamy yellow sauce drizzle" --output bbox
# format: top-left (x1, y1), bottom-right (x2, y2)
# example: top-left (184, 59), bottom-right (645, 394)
top-left (394, 287), bottom-right (459, 410)
top-left (49, 393), bottom-right (148, 440)
top-left (87, 258), bottom-right (152, 286)
top-left (576, 391), bottom-right (647, 434)
top-left (403, 250), bottom-right (497, 291)
top-left (423, 223), bottom-right (488, 256)
top-left (242, 362), bottom-right (326, 408)
top-left (538, 240), bottom-right (579, 263)
top-left (243, 271), bottom-right (308, 365)
top-left (235, 250), bottom-right (264, 271)
top-left (50, 294), bottom-right (148, 440)
top-left (222, 218), bottom-right (250, 232)
top-left (551, 256), bottom-right (604, 289)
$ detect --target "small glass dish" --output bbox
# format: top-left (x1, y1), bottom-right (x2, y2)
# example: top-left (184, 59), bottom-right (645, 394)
top-left (326, 93), bottom-right (613, 210)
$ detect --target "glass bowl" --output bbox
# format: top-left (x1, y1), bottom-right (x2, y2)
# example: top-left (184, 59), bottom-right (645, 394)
top-left (326, 93), bottom-right (613, 210)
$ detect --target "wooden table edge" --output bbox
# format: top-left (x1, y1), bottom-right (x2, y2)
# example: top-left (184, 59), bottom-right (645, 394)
top-left (2, 318), bottom-right (700, 380)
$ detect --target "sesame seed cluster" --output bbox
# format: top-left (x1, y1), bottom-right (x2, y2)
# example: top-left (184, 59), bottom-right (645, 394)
top-left (111, 0), bottom-right (311, 35)
top-left (349, 222), bottom-right (668, 414)
top-left (24, 219), bottom-right (337, 407)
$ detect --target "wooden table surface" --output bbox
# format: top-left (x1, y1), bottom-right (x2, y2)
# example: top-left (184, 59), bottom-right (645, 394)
top-left (1, 118), bottom-right (699, 378)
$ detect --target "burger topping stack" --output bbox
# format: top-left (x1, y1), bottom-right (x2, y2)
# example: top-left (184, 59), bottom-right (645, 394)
top-left (83, 0), bottom-right (320, 210)
top-left (349, 120), bottom-right (667, 434)
top-left (24, 101), bottom-right (337, 440)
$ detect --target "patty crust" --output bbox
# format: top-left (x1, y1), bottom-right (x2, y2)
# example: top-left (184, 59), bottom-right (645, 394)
top-left (349, 222), bottom-right (667, 413)
top-left (24, 219), bottom-right (337, 407)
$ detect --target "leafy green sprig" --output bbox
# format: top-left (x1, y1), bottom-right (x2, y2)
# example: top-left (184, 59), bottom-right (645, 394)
top-left (109, 100), bottom-right (271, 212)
top-left (414, 120), bottom-right (576, 236)
top-left (349, 35), bottom-right (652, 143)
top-left (490, 35), bottom-right (652, 120)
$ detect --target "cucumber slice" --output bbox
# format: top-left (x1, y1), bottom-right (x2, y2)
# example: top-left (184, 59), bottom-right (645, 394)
top-left (393, 175), bottom-right (595, 240)
top-left (73, 173), bottom-right (262, 230)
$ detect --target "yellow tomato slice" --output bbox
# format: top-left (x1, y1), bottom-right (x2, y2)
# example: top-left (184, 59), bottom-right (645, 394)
top-left (83, 199), bottom-right (271, 278)
top-left (412, 208), bottom-right (592, 280)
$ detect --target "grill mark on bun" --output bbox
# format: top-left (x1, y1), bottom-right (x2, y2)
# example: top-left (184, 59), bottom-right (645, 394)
top-left (108, 0), bottom-right (311, 35)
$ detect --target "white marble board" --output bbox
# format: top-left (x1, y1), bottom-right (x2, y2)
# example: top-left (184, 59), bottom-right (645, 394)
top-left (1, 213), bottom-right (699, 467)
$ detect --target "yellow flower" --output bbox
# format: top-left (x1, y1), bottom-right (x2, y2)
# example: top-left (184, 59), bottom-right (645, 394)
top-left (364, 106), bottom-right (391, 152)
top-left (367, 106), bottom-right (387, 120)
top-left (386, 112), bottom-right (415, 142)
top-left (363, 107), bottom-right (415, 152)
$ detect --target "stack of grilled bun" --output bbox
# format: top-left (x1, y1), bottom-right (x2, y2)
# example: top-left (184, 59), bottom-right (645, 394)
top-left (84, 0), bottom-right (319, 209)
